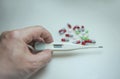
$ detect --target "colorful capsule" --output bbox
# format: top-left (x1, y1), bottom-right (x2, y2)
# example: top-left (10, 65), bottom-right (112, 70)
top-left (75, 30), bottom-right (80, 35)
top-left (91, 40), bottom-right (96, 43)
top-left (81, 25), bottom-right (85, 32)
top-left (72, 40), bottom-right (81, 44)
top-left (73, 26), bottom-right (80, 31)
top-left (84, 40), bottom-right (92, 43)
top-left (73, 26), bottom-right (77, 30)
top-left (59, 28), bottom-right (66, 35)
top-left (67, 24), bottom-right (72, 29)
top-left (61, 38), bottom-right (69, 42)
top-left (82, 41), bottom-right (86, 45)
top-left (65, 34), bottom-right (73, 37)
top-left (85, 30), bottom-right (89, 33)
top-left (85, 40), bottom-right (96, 44)
top-left (76, 26), bottom-right (80, 29)
top-left (81, 36), bottom-right (88, 40)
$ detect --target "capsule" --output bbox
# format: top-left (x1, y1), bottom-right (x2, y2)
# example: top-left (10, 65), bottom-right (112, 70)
top-left (67, 24), bottom-right (72, 29)
top-left (91, 40), bottom-right (96, 43)
top-left (81, 25), bottom-right (85, 32)
top-left (59, 29), bottom-right (66, 35)
top-left (82, 41), bottom-right (86, 45)
top-left (72, 40), bottom-right (81, 44)
top-left (73, 26), bottom-right (77, 30)
top-left (75, 30), bottom-right (80, 35)
top-left (81, 25), bottom-right (84, 28)
top-left (84, 40), bottom-right (92, 43)
top-left (73, 26), bottom-right (80, 31)
top-left (76, 26), bottom-right (80, 29)
top-left (61, 38), bottom-right (69, 42)
top-left (85, 40), bottom-right (96, 43)
top-left (65, 34), bottom-right (73, 37)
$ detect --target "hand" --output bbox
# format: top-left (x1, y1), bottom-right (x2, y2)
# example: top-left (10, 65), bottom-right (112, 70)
top-left (0, 26), bottom-right (53, 79)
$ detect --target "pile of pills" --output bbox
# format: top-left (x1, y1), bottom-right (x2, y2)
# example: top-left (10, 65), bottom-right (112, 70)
top-left (58, 24), bottom-right (96, 45)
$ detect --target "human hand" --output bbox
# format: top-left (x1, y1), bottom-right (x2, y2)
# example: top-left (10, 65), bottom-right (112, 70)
top-left (0, 26), bottom-right (53, 79)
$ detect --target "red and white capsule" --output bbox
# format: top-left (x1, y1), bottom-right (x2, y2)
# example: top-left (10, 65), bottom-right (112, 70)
top-left (85, 40), bottom-right (96, 44)
top-left (82, 41), bottom-right (86, 45)
top-left (73, 26), bottom-right (80, 31)
top-left (81, 25), bottom-right (85, 32)
top-left (61, 38), bottom-right (69, 42)
top-left (67, 24), bottom-right (72, 29)
top-left (59, 28), bottom-right (66, 35)
top-left (72, 40), bottom-right (81, 44)
top-left (65, 34), bottom-right (73, 37)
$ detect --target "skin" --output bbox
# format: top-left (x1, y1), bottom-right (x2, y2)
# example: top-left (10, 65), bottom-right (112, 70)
top-left (0, 26), bottom-right (53, 79)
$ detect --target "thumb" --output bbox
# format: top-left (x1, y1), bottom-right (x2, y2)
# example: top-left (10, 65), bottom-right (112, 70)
top-left (37, 49), bottom-right (53, 64)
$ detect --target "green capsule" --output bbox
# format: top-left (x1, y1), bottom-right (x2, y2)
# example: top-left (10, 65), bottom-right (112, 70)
top-left (84, 37), bottom-right (89, 40)
top-left (80, 36), bottom-right (85, 40)
top-left (85, 30), bottom-right (89, 33)
top-left (80, 36), bottom-right (89, 40)
top-left (75, 31), bottom-right (80, 35)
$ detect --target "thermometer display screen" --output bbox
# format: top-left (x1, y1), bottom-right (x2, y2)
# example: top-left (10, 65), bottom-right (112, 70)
top-left (53, 44), bottom-right (63, 48)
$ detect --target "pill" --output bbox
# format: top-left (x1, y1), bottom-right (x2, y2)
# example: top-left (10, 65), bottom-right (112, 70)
top-left (72, 40), bottom-right (81, 44)
top-left (73, 26), bottom-right (80, 30)
top-left (75, 30), bottom-right (80, 35)
top-left (91, 40), bottom-right (96, 43)
top-left (85, 40), bottom-right (92, 43)
top-left (81, 36), bottom-right (87, 40)
top-left (59, 29), bottom-right (66, 35)
top-left (73, 26), bottom-right (77, 30)
top-left (67, 24), bottom-right (72, 29)
top-left (81, 25), bottom-right (84, 28)
top-left (61, 38), bottom-right (69, 42)
top-left (65, 34), bottom-right (73, 37)
top-left (85, 40), bottom-right (96, 43)
top-left (81, 26), bottom-right (85, 32)
top-left (76, 26), bottom-right (80, 29)
top-left (82, 41), bottom-right (86, 45)
top-left (85, 30), bottom-right (89, 33)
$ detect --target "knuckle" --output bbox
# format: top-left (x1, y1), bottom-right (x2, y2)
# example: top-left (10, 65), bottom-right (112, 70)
top-left (4, 31), bottom-right (19, 39)
top-left (26, 60), bottom-right (40, 71)
top-left (1, 31), bottom-right (9, 37)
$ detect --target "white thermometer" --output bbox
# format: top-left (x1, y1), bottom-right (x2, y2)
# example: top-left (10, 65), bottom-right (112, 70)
top-left (33, 42), bottom-right (103, 51)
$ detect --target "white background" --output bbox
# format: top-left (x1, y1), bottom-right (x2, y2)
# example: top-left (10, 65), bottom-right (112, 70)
top-left (0, 0), bottom-right (120, 79)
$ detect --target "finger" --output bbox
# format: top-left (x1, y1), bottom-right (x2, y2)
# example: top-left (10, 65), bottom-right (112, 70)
top-left (32, 49), bottom-right (53, 69)
top-left (18, 26), bottom-right (53, 44)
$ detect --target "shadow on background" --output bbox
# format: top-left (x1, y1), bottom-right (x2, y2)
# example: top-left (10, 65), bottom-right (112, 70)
top-left (29, 50), bottom-right (103, 79)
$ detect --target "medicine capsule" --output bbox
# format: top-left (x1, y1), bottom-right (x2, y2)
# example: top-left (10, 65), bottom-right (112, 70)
top-left (84, 40), bottom-right (92, 43)
top-left (91, 40), bottom-right (96, 43)
top-left (65, 34), bottom-right (73, 37)
top-left (59, 29), bottom-right (66, 35)
top-left (85, 30), bottom-right (89, 33)
top-left (82, 41), bottom-right (86, 45)
top-left (73, 26), bottom-right (80, 30)
top-left (67, 24), bottom-right (72, 29)
top-left (85, 40), bottom-right (96, 43)
top-left (75, 26), bottom-right (80, 29)
top-left (81, 25), bottom-right (84, 28)
top-left (72, 40), bottom-right (81, 44)
top-left (81, 25), bottom-right (85, 32)
top-left (73, 26), bottom-right (77, 30)
top-left (75, 30), bottom-right (80, 35)
top-left (61, 38), bottom-right (69, 42)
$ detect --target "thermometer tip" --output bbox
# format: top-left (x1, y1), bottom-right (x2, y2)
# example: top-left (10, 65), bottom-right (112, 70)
top-left (98, 46), bottom-right (103, 48)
